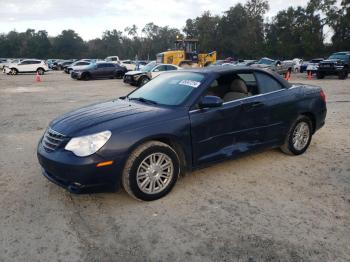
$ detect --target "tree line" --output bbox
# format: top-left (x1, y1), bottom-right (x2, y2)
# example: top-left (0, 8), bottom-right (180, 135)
top-left (0, 0), bottom-right (348, 61)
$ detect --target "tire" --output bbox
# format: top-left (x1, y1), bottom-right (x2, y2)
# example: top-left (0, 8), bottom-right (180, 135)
top-left (82, 73), bottom-right (91, 81)
top-left (114, 71), bottom-right (122, 79)
top-left (338, 69), bottom-right (348, 80)
top-left (138, 76), bottom-right (150, 87)
top-left (37, 68), bottom-right (45, 75)
top-left (122, 141), bottom-right (180, 201)
top-left (281, 115), bottom-right (313, 155)
top-left (10, 68), bottom-right (18, 75)
top-left (316, 72), bottom-right (324, 79)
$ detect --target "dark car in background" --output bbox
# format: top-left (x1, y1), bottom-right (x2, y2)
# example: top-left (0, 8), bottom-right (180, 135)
top-left (71, 62), bottom-right (127, 80)
top-left (52, 59), bottom-right (76, 70)
top-left (317, 51), bottom-right (350, 79)
top-left (300, 59), bottom-right (324, 73)
top-left (38, 66), bottom-right (327, 201)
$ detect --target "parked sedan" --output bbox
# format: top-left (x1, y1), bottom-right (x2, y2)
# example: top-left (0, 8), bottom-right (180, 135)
top-left (37, 66), bottom-right (327, 201)
top-left (64, 60), bottom-right (92, 74)
top-left (251, 57), bottom-right (293, 76)
top-left (123, 61), bottom-right (181, 87)
top-left (71, 62), bottom-right (127, 80)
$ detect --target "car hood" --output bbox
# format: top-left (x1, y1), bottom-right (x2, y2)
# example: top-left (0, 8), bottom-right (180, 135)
top-left (251, 64), bottom-right (271, 68)
top-left (320, 59), bottom-right (341, 64)
top-left (125, 70), bottom-right (145, 76)
top-left (49, 99), bottom-right (172, 137)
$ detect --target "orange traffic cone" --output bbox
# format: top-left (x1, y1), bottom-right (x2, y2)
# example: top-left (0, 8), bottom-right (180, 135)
top-left (35, 72), bottom-right (42, 82)
top-left (307, 70), bottom-right (312, 80)
top-left (284, 71), bottom-right (290, 81)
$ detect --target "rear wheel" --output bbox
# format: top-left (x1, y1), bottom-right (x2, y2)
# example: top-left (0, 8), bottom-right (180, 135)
top-left (122, 141), bottom-right (180, 201)
top-left (281, 115), bottom-right (312, 155)
top-left (114, 71), bottom-right (123, 79)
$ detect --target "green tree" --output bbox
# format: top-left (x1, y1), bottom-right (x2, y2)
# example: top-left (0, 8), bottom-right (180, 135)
top-left (51, 30), bottom-right (86, 59)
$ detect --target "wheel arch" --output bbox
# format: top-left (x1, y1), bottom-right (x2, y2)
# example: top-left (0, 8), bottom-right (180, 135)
top-left (300, 112), bottom-right (316, 133)
top-left (126, 134), bottom-right (190, 175)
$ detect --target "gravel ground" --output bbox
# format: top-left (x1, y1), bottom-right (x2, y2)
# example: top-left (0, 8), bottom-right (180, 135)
top-left (0, 71), bottom-right (349, 262)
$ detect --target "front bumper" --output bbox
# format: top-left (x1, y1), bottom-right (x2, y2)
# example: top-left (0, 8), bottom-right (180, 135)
top-left (318, 66), bottom-right (345, 74)
top-left (71, 72), bottom-right (82, 79)
top-left (123, 75), bottom-right (138, 85)
top-left (37, 141), bottom-right (124, 193)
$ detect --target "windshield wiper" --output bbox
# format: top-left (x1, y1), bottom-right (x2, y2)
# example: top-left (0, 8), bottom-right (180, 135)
top-left (128, 97), bottom-right (158, 105)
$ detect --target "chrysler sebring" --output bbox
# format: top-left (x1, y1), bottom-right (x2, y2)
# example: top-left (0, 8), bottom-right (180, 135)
top-left (37, 67), bottom-right (327, 201)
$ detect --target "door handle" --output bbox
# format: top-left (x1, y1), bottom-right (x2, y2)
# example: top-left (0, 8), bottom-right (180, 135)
top-left (242, 101), bottom-right (264, 110)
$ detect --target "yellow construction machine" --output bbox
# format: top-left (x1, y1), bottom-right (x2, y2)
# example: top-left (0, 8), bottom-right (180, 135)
top-left (156, 38), bottom-right (216, 68)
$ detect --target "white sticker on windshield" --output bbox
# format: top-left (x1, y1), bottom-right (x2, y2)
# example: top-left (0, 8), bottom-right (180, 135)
top-left (179, 80), bottom-right (201, 88)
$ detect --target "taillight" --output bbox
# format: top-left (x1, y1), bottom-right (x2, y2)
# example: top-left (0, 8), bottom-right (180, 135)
top-left (320, 89), bottom-right (326, 102)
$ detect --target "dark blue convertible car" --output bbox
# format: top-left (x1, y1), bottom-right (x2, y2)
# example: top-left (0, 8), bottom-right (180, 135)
top-left (37, 67), bottom-right (327, 201)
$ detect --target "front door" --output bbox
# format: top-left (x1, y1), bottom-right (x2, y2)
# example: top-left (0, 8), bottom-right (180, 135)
top-left (190, 72), bottom-right (278, 166)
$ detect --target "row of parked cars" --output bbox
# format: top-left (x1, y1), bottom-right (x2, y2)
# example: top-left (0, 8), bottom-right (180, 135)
top-left (300, 51), bottom-right (350, 79)
top-left (2, 51), bottom-right (349, 81)
top-left (208, 51), bottom-right (350, 80)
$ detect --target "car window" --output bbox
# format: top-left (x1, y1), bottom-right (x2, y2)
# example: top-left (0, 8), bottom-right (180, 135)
top-left (202, 73), bottom-right (257, 103)
top-left (238, 73), bottom-right (256, 84)
top-left (128, 72), bottom-right (204, 106)
top-left (97, 64), bottom-right (107, 68)
top-left (154, 65), bottom-right (167, 72)
top-left (166, 65), bottom-right (177, 71)
top-left (255, 72), bottom-right (284, 94)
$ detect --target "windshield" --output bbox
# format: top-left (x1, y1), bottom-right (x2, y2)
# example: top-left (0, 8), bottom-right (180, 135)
top-left (257, 58), bottom-right (274, 65)
top-left (329, 54), bottom-right (349, 60)
top-left (128, 72), bottom-right (205, 106)
top-left (141, 61), bottom-right (157, 72)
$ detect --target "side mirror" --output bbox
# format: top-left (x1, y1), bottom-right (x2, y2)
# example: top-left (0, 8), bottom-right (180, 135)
top-left (198, 95), bottom-right (223, 109)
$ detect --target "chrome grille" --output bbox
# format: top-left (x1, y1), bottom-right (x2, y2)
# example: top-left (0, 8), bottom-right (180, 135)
top-left (320, 63), bottom-right (333, 68)
top-left (42, 128), bottom-right (67, 152)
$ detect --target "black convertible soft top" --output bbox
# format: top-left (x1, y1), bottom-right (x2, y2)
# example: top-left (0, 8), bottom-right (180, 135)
top-left (183, 66), bottom-right (292, 88)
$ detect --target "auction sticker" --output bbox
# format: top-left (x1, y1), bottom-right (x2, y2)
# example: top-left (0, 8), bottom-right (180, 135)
top-left (179, 80), bottom-right (201, 88)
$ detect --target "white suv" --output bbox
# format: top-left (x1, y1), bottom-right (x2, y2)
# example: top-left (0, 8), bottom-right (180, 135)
top-left (4, 59), bottom-right (49, 75)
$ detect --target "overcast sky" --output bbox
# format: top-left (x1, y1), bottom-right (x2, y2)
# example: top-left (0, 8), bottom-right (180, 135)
top-left (0, 0), bottom-right (332, 40)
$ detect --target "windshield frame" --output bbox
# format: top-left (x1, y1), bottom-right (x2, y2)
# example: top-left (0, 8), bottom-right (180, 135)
top-left (125, 71), bottom-right (207, 108)
top-left (141, 61), bottom-right (157, 72)
top-left (257, 58), bottom-right (275, 65)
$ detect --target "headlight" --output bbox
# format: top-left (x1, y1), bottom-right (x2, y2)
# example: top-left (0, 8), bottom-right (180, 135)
top-left (65, 130), bottom-right (111, 157)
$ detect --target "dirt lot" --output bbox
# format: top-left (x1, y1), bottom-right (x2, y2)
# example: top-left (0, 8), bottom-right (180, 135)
top-left (0, 71), bottom-right (349, 262)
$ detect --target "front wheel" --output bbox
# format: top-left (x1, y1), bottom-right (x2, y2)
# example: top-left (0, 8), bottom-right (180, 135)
top-left (81, 73), bottom-right (91, 81)
top-left (37, 68), bottom-right (45, 75)
top-left (10, 68), bottom-right (18, 75)
top-left (338, 69), bottom-right (348, 80)
top-left (138, 76), bottom-right (149, 87)
top-left (122, 141), bottom-right (180, 201)
top-left (316, 72), bottom-right (324, 79)
top-left (281, 116), bottom-right (313, 155)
